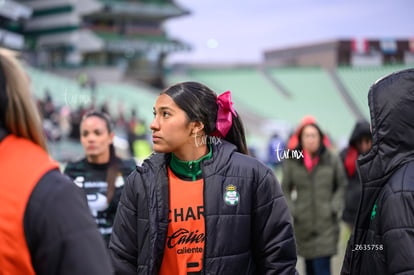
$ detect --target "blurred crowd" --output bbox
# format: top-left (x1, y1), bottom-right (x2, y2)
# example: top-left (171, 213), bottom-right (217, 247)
top-left (35, 88), bottom-right (152, 162)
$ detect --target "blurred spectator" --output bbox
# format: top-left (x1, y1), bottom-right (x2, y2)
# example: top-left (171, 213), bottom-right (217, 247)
top-left (116, 112), bottom-right (126, 130)
top-left (127, 109), bottom-right (138, 153)
top-left (282, 120), bottom-right (346, 275)
top-left (101, 101), bottom-right (110, 116)
top-left (42, 118), bottom-right (61, 142)
top-left (115, 104), bottom-right (127, 139)
top-left (0, 48), bottom-right (113, 275)
top-left (69, 105), bottom-right (85, 140)
top-left (267, 133), bottom-right (286, 168)
top-left (127, 109), bottom-right (151, 160)
top-left (39, 88), bottom-right (55, 120)
top-left (287, 115), bottom-right (331, 150)
top-left (64, 111), bottom-right (136, 246)
top-left (36, 88), bottom-right (62, 142)
top-left (340, 120), bottom-right (371, 231)
top-left (78, 72), bottom-right (88, 88)
top-left (59, 105), bottom-right (72, 139)
top-left (89, 76), bottom-right (97, 95)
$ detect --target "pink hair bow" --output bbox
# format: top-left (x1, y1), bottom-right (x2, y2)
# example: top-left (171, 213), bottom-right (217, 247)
top-left (211, 91), bottom-right (237, 138)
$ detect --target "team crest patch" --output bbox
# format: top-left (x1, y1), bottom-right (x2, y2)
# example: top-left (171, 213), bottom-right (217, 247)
top-left (224, 184), bottom-right (239, 206)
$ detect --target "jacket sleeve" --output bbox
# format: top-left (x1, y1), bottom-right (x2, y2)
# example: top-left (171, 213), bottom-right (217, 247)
top-left (381, 189), bottom-right (414, 274)
top-left (109, 171), bottom-right (139, 275)
top-left (252, 168), bottom-right (298, 275)
top-left (24, 169), bottom-right (114, 275)
top-left (281, 160), bottom-right (295, 217)
top-left (340, 233), bottom-right (354, 275)
top-left (331, 154), bottom-right (347, 216)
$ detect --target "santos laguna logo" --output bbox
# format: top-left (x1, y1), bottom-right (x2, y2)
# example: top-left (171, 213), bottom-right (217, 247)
top-left (224, 184), bottom-right (239, 206)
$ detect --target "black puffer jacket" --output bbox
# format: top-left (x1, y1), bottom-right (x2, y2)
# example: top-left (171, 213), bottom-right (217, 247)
top-left (109, 141), bottom-right (298, 274)
top-left (341, 69), bottom-right (414, 274)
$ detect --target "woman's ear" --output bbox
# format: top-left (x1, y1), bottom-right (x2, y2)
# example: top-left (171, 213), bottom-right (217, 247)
top-left (191, 121), bottom-right (205, 135)
top-left (109, 132), bottom-right (115, 143)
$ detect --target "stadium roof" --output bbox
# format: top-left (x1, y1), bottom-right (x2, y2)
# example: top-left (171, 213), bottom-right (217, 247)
top-left (0, 0), bottom-right (32, 21)
top-left (36, 29), bottom-right (104, 52)
top-left (22, 0), bottom-right (102, 14)
top-left (94, 0), bottom-right (190, 20)
top-left (0, 29), bottom-right (25, 49)
top-left (96, 32), bottom-right (190, 53)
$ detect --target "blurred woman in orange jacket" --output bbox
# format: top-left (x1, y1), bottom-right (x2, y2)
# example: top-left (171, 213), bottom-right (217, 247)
top-left (0, 49), bottom-right (113, 274)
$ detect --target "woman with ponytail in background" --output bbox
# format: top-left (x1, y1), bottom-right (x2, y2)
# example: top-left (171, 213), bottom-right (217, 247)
top-left (109, 82), bottom-right (298, 274)
top-left (64, 111), bottom-right (136, 245)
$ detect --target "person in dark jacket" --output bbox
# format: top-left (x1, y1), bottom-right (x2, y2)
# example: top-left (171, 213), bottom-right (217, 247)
top-left (282, 119), bottom-right (346, 275)
top-left (340, 120), bottom-right (372, 230)
top-left (0, 49), bottom-right (113, 274)
top-left (65, 111), bottom-right (136, 245)
top-left (341, 68), bottom-right (414, 274)
top-left (109, 82), bottom-right (298, 274)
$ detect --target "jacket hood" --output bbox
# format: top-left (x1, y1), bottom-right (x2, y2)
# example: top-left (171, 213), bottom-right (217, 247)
top-left (357, 68), bottom-right (414, 185)
top-left (349, 120), bottom-right (371, 147)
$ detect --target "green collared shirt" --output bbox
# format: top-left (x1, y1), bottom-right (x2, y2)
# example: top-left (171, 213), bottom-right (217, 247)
top-left (169, 146), bottom-right (212, 181)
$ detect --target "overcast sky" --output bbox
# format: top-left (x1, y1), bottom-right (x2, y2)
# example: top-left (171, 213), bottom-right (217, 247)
top-left (165, 0), bottom-right (414, 64)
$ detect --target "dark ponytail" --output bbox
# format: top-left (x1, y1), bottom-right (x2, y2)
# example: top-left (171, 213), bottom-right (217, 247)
top-left (106, 143), bottom-right (119, 203)
top-left (81, 110), bottom-right (119, 203)
top-left (225, 111), bottom-right (248, 154)
top-left (163, 81), bottom-right (248, 155)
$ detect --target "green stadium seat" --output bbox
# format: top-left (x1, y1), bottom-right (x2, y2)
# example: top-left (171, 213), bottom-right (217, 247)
top-left (268, 67), bottom-right (355, 141)
top-left (167, 67), bottom-right (356, 144)
top-left (336, 65), bottom-right (412, 119)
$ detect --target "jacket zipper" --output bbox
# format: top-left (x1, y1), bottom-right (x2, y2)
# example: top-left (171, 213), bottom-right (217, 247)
top-left (349, 163), bottom-right (364, 272)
